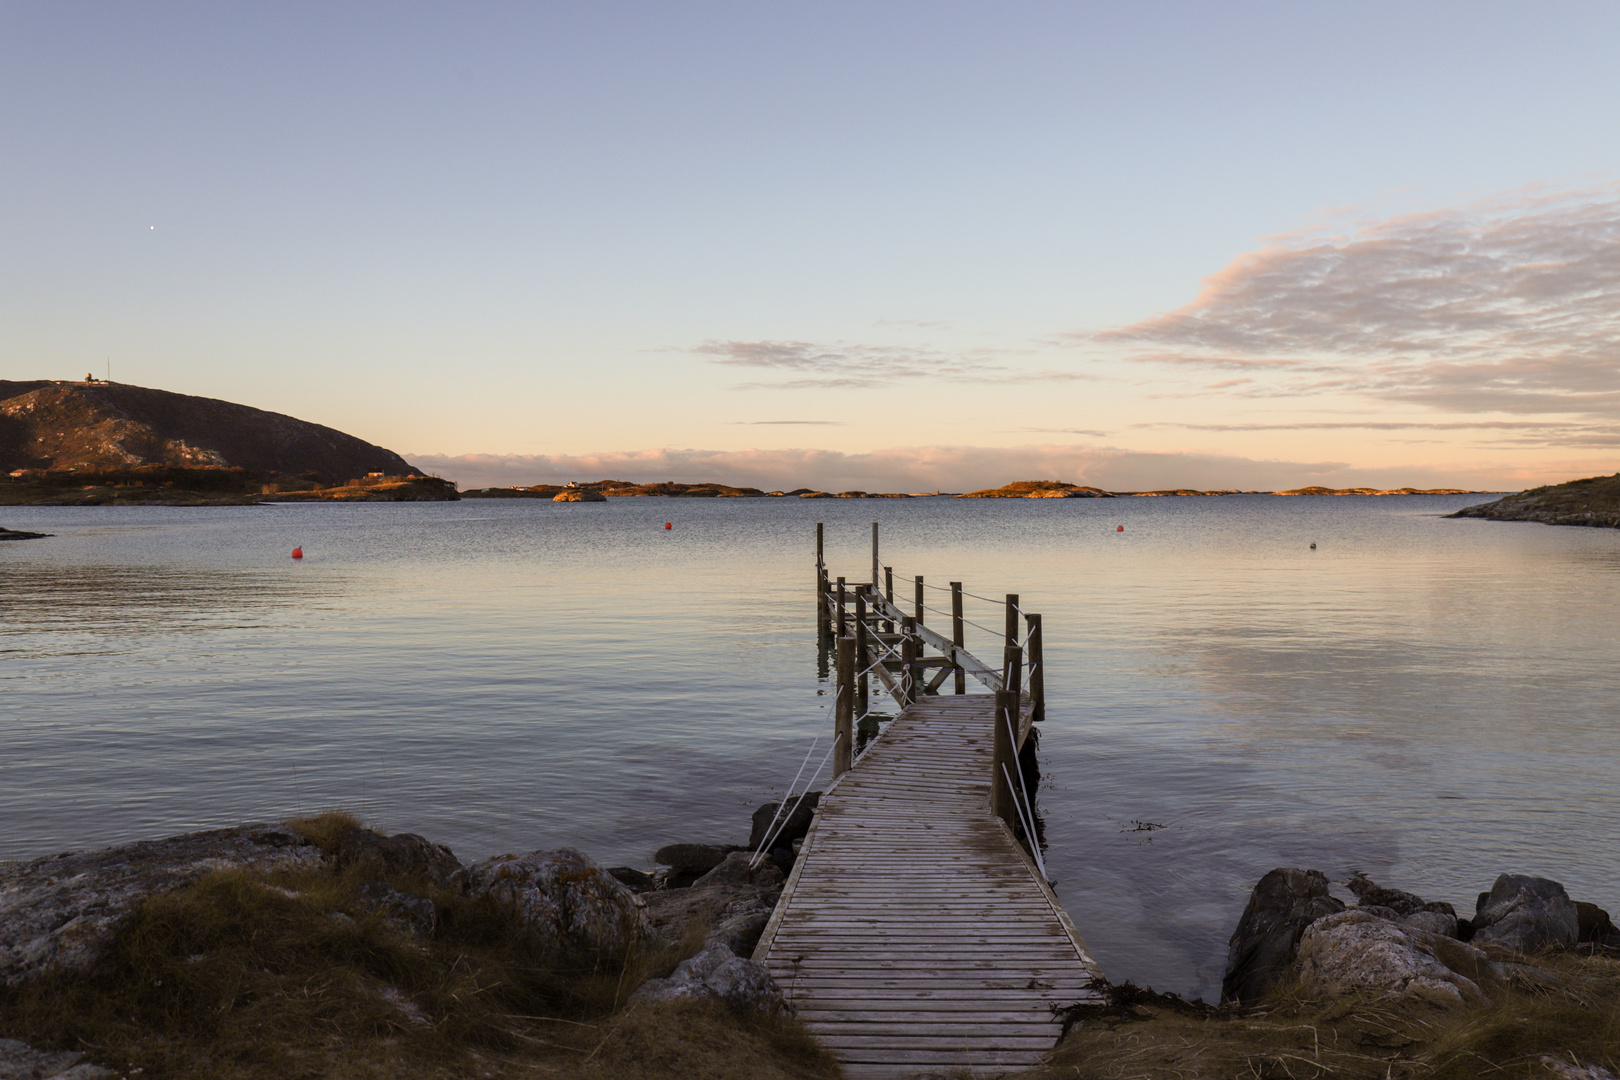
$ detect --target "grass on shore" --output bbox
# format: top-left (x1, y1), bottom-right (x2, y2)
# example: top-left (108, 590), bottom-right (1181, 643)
top-left (0, 812), bottom-right (839, 1080)
top-left (1024, 952), bottom-right (1620, 1080)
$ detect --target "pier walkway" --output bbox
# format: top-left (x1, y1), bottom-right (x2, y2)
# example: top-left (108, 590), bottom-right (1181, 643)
top-left (750, 526), bottom-right (1104, 1078)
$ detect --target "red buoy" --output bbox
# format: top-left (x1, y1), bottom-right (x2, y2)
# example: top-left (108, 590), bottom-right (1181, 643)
top-left (1116, 525), bottom-right (1124, 532)
top-left (665, 522), bottom-right (672, 530)
top-left (291, 547), bottom-right (304, 558)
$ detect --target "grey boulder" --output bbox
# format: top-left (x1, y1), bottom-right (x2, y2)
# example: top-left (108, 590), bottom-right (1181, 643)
top-left (336, 828), bottom-right (463, 887)
top-left (0, 824), bottom-right (323, 987)
top-left (1296, 910), bottom-right (1494, 1005)
top-left (1221, 867), bottom-right (1345, 1004)
top-left (1473, 874), bottom-right (1579, 953)
top-left (629, 943), bottom-right (785, 1012)
top-left (464, 848), bottom-right (647, 952)
top-left (748, 792), bottom-right (821, 850)
top-left (0, 1038), bottom-right (116, 1080)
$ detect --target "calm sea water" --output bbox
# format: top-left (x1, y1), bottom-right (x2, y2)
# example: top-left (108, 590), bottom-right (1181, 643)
top-left (3, 495), bottom-right (1617, 997)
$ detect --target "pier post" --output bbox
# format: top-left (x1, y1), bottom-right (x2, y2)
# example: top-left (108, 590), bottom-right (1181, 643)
top-left (835, 635), bottom-right (855, 777)
top-left (836, 576), bottom-right (847, 638)
top-left (991, 688), bottom-right (1018, 827)
top-left (883, 567), bottom-right (895, 633)
top-left (871, 522), bottom-right (879, 590)
top-left (900, 616), bottom-right (919, 705)
top-left (1026, 613), bottom-right (1044, 724)
top-left (991, 643), bottom-right (1024, 827)
top-left (854, 591), bottom-right (870, 721)
top-left (816, 524), bottom-right (829, 642)
top-left (914, 575), bottom-right (924, 624)
top-left (950, 581), bottom-right (966, 695)
top-left (1004, 594), bottom-right (1020, 649)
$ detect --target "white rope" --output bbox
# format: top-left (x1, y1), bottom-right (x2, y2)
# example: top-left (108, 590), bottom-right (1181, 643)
top-left (1001, 762), bottom-right (1048, 881)
top-left (1003, 711), bottom-right (1048, 880)
top-left (750, 732), bottom-right (843, 869)
top-left (749, 734), bottom-right (820, 865)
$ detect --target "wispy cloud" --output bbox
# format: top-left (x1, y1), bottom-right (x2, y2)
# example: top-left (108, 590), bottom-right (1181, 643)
top-left (1083, 184), bottom-right (1620, 416)
top-left (406, 444), bottom-right (1558, 494)
top-left (692, 338), bottom-right (1089, 389)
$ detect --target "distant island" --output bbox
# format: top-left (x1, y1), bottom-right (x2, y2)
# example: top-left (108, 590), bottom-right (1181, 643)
top-left (1449, 471), bottom-right (1620, 529)
top-left (465, 478), bottom-right (1491, 501)
top-left (0, 378), bottom-right (455, 505)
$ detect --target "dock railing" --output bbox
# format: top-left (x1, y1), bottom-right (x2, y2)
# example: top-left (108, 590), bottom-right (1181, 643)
top-left (813, 521), bottom-right (1046, 838)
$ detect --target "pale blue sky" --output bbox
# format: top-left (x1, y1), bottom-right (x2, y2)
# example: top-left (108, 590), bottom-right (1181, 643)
top-left (5, 2), bottom-right (1618, 489)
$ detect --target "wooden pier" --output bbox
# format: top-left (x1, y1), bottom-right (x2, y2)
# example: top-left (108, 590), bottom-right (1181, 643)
top-left (751, 525), bottom-right (1104, 1078)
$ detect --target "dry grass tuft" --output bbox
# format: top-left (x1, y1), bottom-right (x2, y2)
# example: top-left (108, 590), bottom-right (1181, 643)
top-left (0, 853), bottom-right (839, 1079)
top-left (1026, 952), bottom-right (1620, 1080)
top-left (286, 809), bottom-right (364, 855)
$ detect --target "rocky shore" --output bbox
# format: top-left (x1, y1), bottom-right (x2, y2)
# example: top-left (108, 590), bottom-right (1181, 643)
top-left (6, 809), bottom-right (1616, 1078)
top-left (1450, 472), bottom-right (1620, 529)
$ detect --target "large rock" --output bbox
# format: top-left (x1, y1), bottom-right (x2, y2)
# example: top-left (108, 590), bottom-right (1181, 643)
top-left (1296, 909), bottom-right (1493, 1005)
top-left (1576, 901), bottom-right (1620, 946)
top-left (1221, 868), bottom-right (1345, 1003)
top-left (748, 793), bottom-right (821, 851)
top-left (642, 853), bottom-right (784, 958)
top-left (336, 828), bottom-right (463, 887)
top-left (464, 848), bottom-right (646, 952)
top-left (0, 825), bottom-right (323, 987)
top-left (1472, 874), bottom-right (1579, 953)
top-left (628, 943), bottom-right (785, 1012)
top-left (653, 842), bottom-right (738, 888)
top-left (1348, 872), bottom-right (1459, 938)
top-left (0, 1038), bottom-right (116, 1080)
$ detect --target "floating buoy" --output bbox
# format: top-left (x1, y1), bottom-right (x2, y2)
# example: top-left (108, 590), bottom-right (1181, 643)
top-left (291, 547), bottom-right (303, 559)
top-left (1309, 542), bottom-right (1317, 549)
top-left (665, 522), bottom-right (673, 530)
top-left (1116, 525), bottom-right (1124, 532)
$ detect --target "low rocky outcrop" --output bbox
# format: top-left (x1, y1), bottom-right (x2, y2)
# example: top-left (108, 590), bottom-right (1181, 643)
top-left (1221, 868), bottom-right (1345, 1003)
top-left (1295, 910), bottom-right (1493, 1005)
top-left (1472, 874), bottom-right (1580, 952)
top-left (1450, 472), bottom-right (1620, 529)
top-left (463, 848), bottom-right (647, 951)
top-left (552, 488), bottom-right (607, 502)
top-left (0, 825), bottom-right (323, 987)
top-left (0, 526), bottom-right (49, 540)
top-left (958, 480), bottom-right (1114, 498)
top-left (629, 942), bottom-right (785, 1012)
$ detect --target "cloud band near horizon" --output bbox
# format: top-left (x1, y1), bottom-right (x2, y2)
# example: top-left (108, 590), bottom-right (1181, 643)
top-left (404, 444), bottom-right (1590, 494)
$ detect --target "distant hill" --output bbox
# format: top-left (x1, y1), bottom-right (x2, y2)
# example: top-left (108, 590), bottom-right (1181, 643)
top-left (0, 380), bottom-right (417, 482)
top-left (1450, 473), bottom-right (1620, 528)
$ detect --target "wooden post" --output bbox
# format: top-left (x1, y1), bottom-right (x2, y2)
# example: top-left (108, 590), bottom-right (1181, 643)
top-left (836, 576), bottom-right (847, 638)
top-left (854, 591), bottom-right (870, 720)
top-left (1026, 613), bottom-right (1044, 724)
top-left (1005, 643), bottom-right (1023, 702)
top-left (871, 521), bottom-right (880, 590)
top-left (950, 581), bottom-right (966, 694)
top-left (835, 635), bottom-right (855, 777)
top-left (914, 575), bottom-right (924, 624)
top-left (900, 616), bottom-right (919, 705)
top-left (815, 523), bottom-right (829, 642)
top-left (991, 688), bottom-right (1018, 827)
top-left (883, 566), bottom-right (894, 633)
top-left (1004, 593), bottom-right (1020, 648)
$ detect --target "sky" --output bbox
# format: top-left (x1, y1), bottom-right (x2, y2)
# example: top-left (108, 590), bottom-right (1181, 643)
top-left (3, 1), bottom-right (1618, 491)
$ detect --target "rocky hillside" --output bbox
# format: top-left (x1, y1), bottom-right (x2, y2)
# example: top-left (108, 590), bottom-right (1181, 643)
top-left (1450, 472), bottom-right (1620, 528)
top-left (0, 380), bottom-right (417, 482)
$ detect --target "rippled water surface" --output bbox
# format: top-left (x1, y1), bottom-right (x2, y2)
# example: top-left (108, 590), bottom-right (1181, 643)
top-left (3, 495), bottom-right (1617, 996)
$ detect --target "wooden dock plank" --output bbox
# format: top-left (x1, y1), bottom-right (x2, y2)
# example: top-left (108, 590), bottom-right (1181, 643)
top-left (753, 694), bottom-right (1102, 1078)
